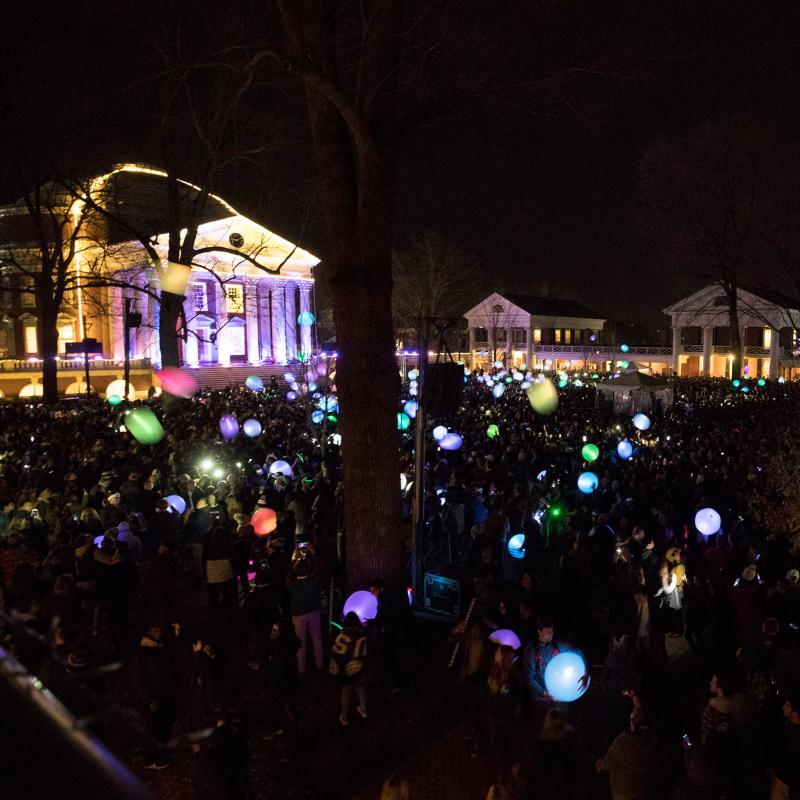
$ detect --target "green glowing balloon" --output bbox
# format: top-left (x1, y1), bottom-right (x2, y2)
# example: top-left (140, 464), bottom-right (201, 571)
top-left (487, 424), bottom-right (499, 439)
top-left (558, 378), bottom-right (568, 388)
top-left (107, 394), bottom-right (123, 406)
top-left (125, 408), bottom-right (165, 445)
top-left (757, 378), bottom-right (766, 386)
top-left (527, 379), bottom-right (559, 415)
top-left (397, 412), bottom-right (411, 430)
top-left (581, 443), bottom-right (600, 462)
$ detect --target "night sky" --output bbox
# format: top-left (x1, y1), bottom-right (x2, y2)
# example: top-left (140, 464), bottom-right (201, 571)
top-left (2, 2), bottom-right (800, 325)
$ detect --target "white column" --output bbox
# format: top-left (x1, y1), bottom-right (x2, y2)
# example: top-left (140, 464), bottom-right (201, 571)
top-left (299, 285), bottom-right (313, 357)
top-left (671, 326), bottom-right (680, 374)
top-left (110, 287), bottom-right (125, 360)
top-left (148, 279), bottom-right (161, 367)
top-left (505, 324), bottom-right (512, 366)
top-left (271, 286), bottom-right (287, 364)
top-left (245, 282), bottom-right (260, 364)
top-left (214, 283), bottom-right (230, 365)
top-left (769, 328), bottom-right (781, 379)
top-left (285, 284), bottom-right (297, 362)
top-left (702, 326), bottom-right (713, 377)
top-left (258, 283), bottom-right (272, 361)
top-left (487, 327), bottom-right (495, 365)
top-left (525, 325), bottom-right (533, 370)
top-left (468, 327), bottom-right (476, 369)
top-left (183, 296), bottom-right (199, 366)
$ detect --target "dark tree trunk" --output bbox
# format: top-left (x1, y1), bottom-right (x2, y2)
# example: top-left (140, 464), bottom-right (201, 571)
top-left (159, 290), bottom-right (184, 367)
top-left (39, 307), bottom-right (59, 405)
top-left (727, 287), bottom-right (743, 378)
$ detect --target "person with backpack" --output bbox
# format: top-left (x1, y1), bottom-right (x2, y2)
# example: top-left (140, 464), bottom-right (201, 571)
top-left (330, 611), bottom-right (368, 726)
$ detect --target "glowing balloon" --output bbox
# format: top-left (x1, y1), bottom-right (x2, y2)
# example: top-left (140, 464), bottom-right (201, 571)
top-left (527, 379), bottom-right (559, 415)
top-left (536, 469), bottom-right (548, 482)
top-left (493, 360), bottom-right (503, 369)
top-left (154, 367), bottom-right (197, 399)
top-left (632, 413), bottom-right (651, 431)
top-left (489, 629), bottom-right (522, 649)
top-left (741, 386), bottom-right (749, 393)
top-left (581, 443), bottom-right (599, 462)
top-left (732, 379), bottom-right (741, 387)
top-left (311, 410), bottom-right (325, 424)
top-left (283, 372), bottom-right (296, 384)
top-left (620, 343), bottom-right (629, 353)
top-left (492, 384), bottom-right (505, 399)
top-left (617, 440), bottom-right (633, 460)
top-left (125, 408), bottom-right (165, 445)
top-left (219, 415), bottom-right (239, 440)
top-left (105, 379), bottom-right (135, 402)
top-left (577, 471), bottom-right (599, 494)
top-left (403, 400), bottom-right (418, 419)
top-left (317, 397), bottom-right (339, 413)
top-left (544, 651), bottom-right (589, 702)
top-left (432, 425), bottom-right (448, 441)
top-left (252, 507), bottom-right (278, 536)
top-left (245, 375), bottom-right (264, 392)
top-left (757, 378), bottom-right (766, 387)
top-left (343, 590), bottom-right (378, 623)
top-left (107, 394), bottom-right (123, 406)
top-left (166, 495), bottom-right (186, 515)
top-left (269, 460), bottom-right (293, 478)
top-left (487, 424), bottom-right (499, 439)
top-left (507, 533), bottom-right (525, 559)
top-left (619, 361), bottom-right (629, 369)
top-left (400, 473), bottom-right (408, 492)
top-left (397, 412), bottom-right (411, 431)
top-left (695, 507), bottom-right (721, 536)
top-left (286, 391), bottom-right (298, 401)
top-left (243, 418), bottom-right (262, 437)
top-left (297, 311), bottom-right (315, 326)
top-left (779, 376), bottom-right (786, 384)
top-left (439, 432), bottom-right (463, 451)
top-left (407, 369), bottom-right (418, 381)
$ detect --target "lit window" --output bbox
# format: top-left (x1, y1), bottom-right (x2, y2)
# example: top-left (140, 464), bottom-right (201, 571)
top-left (534, 328), bottom-right (542, 344)
top-left (25, 325), bottom-right (38, 354)
top-left (763, 329), bottom-right (772, 348)
top-left (225, 284), bottom-right (244, 313)
top-left (554, 329), bottom-right (562, 343)
top-left (192, 282), bottom-right (208, 311)
top-left (513, 329), bottom-right (527, 344)
top-left (21, 278), bottom-right (36, 307)
top-left (564, 329), bottom-right (572, 344)
top-left (58, 324), bottom-right (75, 351)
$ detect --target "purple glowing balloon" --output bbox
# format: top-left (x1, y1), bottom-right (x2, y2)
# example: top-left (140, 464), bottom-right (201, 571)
top-left (489, 629), bottom-right (522, 650)
top-left (343, 590), bottom-right (379, 623)
top-left (219, 414), bottom-right (239, 440)
top-left (439, 432), bottom-right (463, 451)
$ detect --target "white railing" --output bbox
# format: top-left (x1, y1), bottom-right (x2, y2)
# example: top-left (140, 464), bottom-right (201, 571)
top-left (0, 358), bottom-right (151, 372)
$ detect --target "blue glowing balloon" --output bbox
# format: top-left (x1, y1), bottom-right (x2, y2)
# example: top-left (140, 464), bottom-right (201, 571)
top-left (741, 386), bottom-right (749, 393)
top-left (620, 343), bottom-right (629, 353)
top-left (219, 415), bottom-right (239, 440)
top-left (507, 533), bottom-right (526, 559)
top-left (297, 310), bottom-right (315, 326)
top-left (243, 418), bottom-right (262, 438)
top-left (403, 400), bottom-right (418, 418)
top-left (577, 471), bottom-right (599, 494)
top-left (166, 494), bottom-right (186, 515)
top-left (492, 384), bottom-right (505, 399)
top-left (544, 651), bottom-right (589, 702)
top-left (632, 413), bottom-right (651, 431)
top-left (695, 507), bottom-right (721, 536)
top-left (489, 629), bottom-right (522, 649)
top-left (245, 375), bottom-right (264, 392)
top-left (407, 369), bottom-right (419, 381)
top-left (317, 396), bottom-right (339, 413)
top-left (432, 425), bottom-right (448, 441)
top-left (617, 440), bottom-right (633, 460)
top-left (439, 432), bottom-right (463, 451)
top-left (343, 590), bottom-right (378, 623)
top-left (311, 410), bottom-right (325, 424)
top-left (269, 460), bottom-right (293, 478)
top-left (732, 379), bottom-right (741, 387)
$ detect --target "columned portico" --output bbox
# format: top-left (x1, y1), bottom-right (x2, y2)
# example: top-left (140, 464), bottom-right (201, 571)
top-left (285, 284), bottom-right (297, 361)
top-left (271, 286), bottom-right (287, 364)
top-left (245, 283), bottom-right (260, 364)
top-left (214, 283), bottom-right (230, 366)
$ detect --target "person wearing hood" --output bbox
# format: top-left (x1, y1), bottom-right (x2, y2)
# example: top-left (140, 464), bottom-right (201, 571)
top-left (185, 497), bottom-right (213, 583)
top-left (133, 621), bottom-right (179, 770)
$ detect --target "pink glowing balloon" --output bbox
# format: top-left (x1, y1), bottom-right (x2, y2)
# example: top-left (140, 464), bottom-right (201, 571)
top-left (154, 367), bottom-right (198, 399)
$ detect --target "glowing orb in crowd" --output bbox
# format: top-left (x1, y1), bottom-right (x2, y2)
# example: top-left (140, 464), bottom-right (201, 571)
top-left (243, 418), bottom-right (262, 438)
top-left (490, 629), bottom-right (522, 649)
top-left (287, 391), bottom-right (298, 401)
top-left (93, 534), bottom-right (106, 547)
top-left (330, 433), bottom-right (342, 446)
top-left (758, 378), bottom-right (766, 387)
top-left (779, 376), bottom-right (786, 384)
top-left (544, 651), bottom-right (589, 702)
top-left (741, 386), bottom-right (749, 393)
top-left (433, 425), bottom-right (448, 441)
top-left (311, 410), bottom-right (325, 424)
top-left (154, 367), bottom-right (197, 399)
top-left (343, 590), bottom-right (379, 623)
top-left (219, 415), bottom-right (239, 440)
top-left (107, 394), bottom-right (123, 406)
top-left (573, 379), bottom-right (583, 387)
top-left (536, 469), bottom-right (548, 482)
top-left (317, 362), bottom-right (328, 377)
top-left (527, 379), bottom-right (559, 415)
top-left (397, 412), bottom-right (411, 431)
top-left (298, 311), bottom-right (315, 326)
top-left (245, 375), bottom-right (264, 392)
top-left (400, 473), bottom-right (408, 492)
top-left (632, 413), bottom-right (651, 431)
top-left (125, 408), bottom-right (165, 445)
top-left (166, 495), bottom-right (186, 515)
top-left (744, 364), bottom-right (750, 374)
top-left (620, 344), bottom-right (629, 353)
top-left (577, 471), bottom-right (599, 494)
top-left (619, 361), bottom-right (629, 369)
top-left (487, 424), bottom-right (500, 439)
top-left (492, 384), bottom-right (505, 399)
top-left (558, 378), bottom-right (568, 389)
top-left (105, 379), bottom-right (135, 402)
top-left (589, 334), bottom-right (597, 342)
top-left (308, 381), bottom-right (318, 392)
top-left (507, 533), bottom-right (526, 560)
top-left (581, 443), bottom-right (600, 462)
top-left (695, 507), bottom-right (721, 536)
top-left (494, 360), bottom-right (503, 369)
top-left (439, 432), bottom-right (463, 451)
top-left (318, 396), bottom-right (339, 413)
top-left (269, 460), bottom-right (293, 478)
top-left (732, 379), bottom-right (741, 387)
top-left (403, 400), bottom-right (418, 419)
top-left (252, 507), bottom-right (278, 536)
top-left (521, 381), bottom-right (532, 390)
top-left (408, 369), bottom-right (419, 381)
top-left (617, 440), bottom-right (633, 460)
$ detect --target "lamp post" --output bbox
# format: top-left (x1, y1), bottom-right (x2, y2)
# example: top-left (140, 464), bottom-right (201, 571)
top-left (123, 298), bottom-right (142, 403)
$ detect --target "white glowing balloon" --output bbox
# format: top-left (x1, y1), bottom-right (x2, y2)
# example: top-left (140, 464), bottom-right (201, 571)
top-left (492, 384), bottom-right (505, 399)
top-left (432, 425), bottom-right (448, 441)
top-left (695, 507), bottom-right (721, 536)
top-left (527, 378), bottom-right (558, 415)
top-left (269, 460), bottom-right (293, 478)
top-left (105, 379), bottom-right (136, 402)
top-left (632, 413), bottom-right (651, 431)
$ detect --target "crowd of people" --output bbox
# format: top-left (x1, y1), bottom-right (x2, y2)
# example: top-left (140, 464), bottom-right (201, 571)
top-left (1, 366), bottom-right (800, 799)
